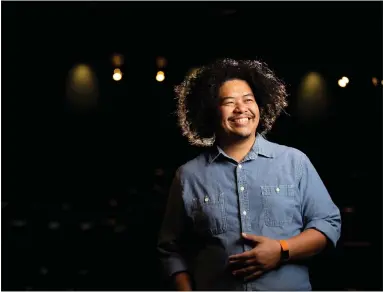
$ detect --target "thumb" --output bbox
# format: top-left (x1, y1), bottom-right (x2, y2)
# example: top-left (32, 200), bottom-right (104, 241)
top-left (242, 232), bottom-right (262, 242)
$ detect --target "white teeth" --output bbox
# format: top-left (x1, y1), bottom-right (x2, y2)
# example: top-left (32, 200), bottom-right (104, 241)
top-left (234, 118), bottom-right (249, 124)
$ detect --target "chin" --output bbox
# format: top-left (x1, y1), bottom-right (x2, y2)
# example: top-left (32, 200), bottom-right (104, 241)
top-left (232, 132), bottom-right (253, 139)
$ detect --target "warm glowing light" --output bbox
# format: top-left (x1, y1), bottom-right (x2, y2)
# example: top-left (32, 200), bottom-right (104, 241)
top-left (338, 79), bottom-right (347, 88)
top-left (156, 71), bottom-right (165, 82)
top-left (296, 71), bottom-right (328, 120)
top-left (372, 77), bottom-right (378, 86)
top-left (156, 57), bottom-right (167, 68)
top-left (112, 54), bottom-right (124, 67)
top-left (341, 76), bottom-right (349, 84)
top-left (66, 63), bottom-right (99, 108)
top-left (113, 68), bottom-right (122, 81)
top-left (113, 73), bottom-right (122, 81)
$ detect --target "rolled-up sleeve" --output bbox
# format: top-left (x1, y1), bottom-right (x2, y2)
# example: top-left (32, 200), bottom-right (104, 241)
top-left (157, 168), bottom-right (190, 277)
top-left (299, 154), bottom-right (341, 247)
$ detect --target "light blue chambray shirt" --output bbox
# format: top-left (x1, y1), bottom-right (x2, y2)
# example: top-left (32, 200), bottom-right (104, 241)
top-left (158, 134), bottom-right (341, 291)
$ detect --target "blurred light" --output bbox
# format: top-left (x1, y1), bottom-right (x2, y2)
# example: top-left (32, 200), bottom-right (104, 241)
top-left (338, 79), bottom-right (347, 87)
top-left (48, 221), bottom-right (60, 230)
top-left (156, 71), bottom-right (165, 82)
top-left (12, 220), bottom-right (26, 227)
top-left (341, 76), bottom-right (349, 84)
top-left (40, 267), bottom-right (48, 275)
top-left (381, 80), bottom-right (383, 86)
top-left (113, 73), bottom-right (122, 81)
top-left (113, 68), bottom-right (122, 81)
top-left (106, 218), bottom-right (117, 226)
top-left (155, 168), bottom-right (165, 177)
top-left (80, 222), bottom-right (92, 231)
top-left (156, 56), bottom-right (167, 68)
top-left (297, 72), bottom-right (328, 119)
top-left (69, 64), bottom-right (96, 93)
top-left (343, 207), bottom-right (355, 213)
top-left (372, 77), bottom-right (378, 86)
top-left (66, 64), bottom-right (99, 109)
top-left (112, 53), bottom-right (124, 67)
top-left (114, 225), bottom-right (126, 233)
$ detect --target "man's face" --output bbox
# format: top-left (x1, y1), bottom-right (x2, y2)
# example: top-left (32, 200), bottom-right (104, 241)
top-left (216, 79), bottom-right (260, 141)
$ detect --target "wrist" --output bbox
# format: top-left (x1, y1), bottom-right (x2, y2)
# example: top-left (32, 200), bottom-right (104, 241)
top-left (278, 239), bottom-right (290, 262)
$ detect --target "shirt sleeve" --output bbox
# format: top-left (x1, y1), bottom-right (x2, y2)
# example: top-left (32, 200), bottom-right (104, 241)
top-left (157, 168), bottom-right (190, 278)
top-left (299, 154), bottom-right (342, 247)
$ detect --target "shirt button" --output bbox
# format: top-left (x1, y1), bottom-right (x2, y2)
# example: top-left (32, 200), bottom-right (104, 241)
top-left (276, 187), bottom-right (280, 193)
top-left (238, 164), bottom-right (242, 169)
top-left (243, 211), bottom-right (247, 216)
top-left (240, 186), bottom-right (245, 191)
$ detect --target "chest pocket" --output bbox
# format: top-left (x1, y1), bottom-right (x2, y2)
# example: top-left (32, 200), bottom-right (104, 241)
top-left (261, 185), bottom-right (297, 227)
top-left (190, 192), bottom-right (227, 236)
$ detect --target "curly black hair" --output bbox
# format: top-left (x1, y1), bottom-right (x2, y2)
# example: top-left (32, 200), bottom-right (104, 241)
top-left (174, 58), bottom-right (288, 147)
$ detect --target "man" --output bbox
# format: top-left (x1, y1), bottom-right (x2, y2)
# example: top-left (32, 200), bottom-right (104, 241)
top-left (157, 59), bottom-right (341, 291)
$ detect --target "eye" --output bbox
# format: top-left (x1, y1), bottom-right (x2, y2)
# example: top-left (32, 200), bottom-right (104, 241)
top-left (245, 99), bottom-right (253, 103)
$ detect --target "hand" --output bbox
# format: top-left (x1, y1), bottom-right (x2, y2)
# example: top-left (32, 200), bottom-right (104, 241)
top-left (228, 233), bottom-right (282, 282)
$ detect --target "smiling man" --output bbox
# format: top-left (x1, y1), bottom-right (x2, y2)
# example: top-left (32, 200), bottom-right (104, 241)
top-left (157, 59), bottom-right (341, 291)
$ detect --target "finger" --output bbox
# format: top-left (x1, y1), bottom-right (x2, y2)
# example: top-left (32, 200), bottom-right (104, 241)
top-left (228, 258), bottom-right (247, 266)
top-left (229, 258), bottom-right (258, 272)
top-left (229, 250), bottom-right (253, 262)
top-left (232, 265), bottom-right (258, 277)
top-left (243, 257), bottom-right (258, 266)
top-left (230, 257), bottom-right (258, 266)
top-left (244, 270), bottom-right (263, 282)
top-left (228, 260), bottom-right (244, 270)
top-left (242, 232), bottom-right (262, 242)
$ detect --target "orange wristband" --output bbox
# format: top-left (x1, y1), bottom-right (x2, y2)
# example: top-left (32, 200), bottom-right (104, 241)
top-left (279, 239), bottom-right (289, 251)
top-left (279, 239), bottom-right (289, 261)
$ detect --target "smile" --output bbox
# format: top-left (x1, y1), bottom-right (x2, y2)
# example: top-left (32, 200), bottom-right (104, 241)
top-left (231, 118), bottom-right (251, 125)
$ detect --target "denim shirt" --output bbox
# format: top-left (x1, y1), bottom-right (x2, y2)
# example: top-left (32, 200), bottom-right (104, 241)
top-left (158, 134), bottom-right (341, 291)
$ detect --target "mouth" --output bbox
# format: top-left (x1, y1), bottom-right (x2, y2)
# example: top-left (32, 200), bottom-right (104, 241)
top-left (230, 117), bottom-right (252, 126)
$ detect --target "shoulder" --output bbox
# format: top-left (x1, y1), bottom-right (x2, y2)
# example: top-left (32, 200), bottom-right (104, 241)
top-left (175, 151), bottom-right (209, 181)
top-left (265, 138), bottom-right (308, 162)
top-left (262, 138), bottom-right (313, 180)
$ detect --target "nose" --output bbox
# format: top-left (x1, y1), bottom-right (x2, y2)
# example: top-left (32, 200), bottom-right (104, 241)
top-left (233, 101), bottom-right (248, 113)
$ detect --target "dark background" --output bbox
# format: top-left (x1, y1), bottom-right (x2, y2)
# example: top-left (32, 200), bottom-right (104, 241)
top-left (2, 1), bottom-right (382, 290)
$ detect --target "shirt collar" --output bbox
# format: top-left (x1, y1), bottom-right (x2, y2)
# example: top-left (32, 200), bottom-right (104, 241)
top-left (208, 133), bottom-right (274, 164)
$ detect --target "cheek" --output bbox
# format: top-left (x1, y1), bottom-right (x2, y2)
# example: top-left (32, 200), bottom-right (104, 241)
top-left (219, 109), bottom-right (231, 123)
top-left (254, 107), bottom-right (260, 119)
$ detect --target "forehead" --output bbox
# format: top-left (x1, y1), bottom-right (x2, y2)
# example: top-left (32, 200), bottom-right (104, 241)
top-left (218, 79), bottom-right (253, 97)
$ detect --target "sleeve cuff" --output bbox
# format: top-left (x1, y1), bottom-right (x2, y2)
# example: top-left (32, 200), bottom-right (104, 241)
top-left (305, 219), bottom-right (341, 247)
top-left (164, 256), bottom-right (189, 277)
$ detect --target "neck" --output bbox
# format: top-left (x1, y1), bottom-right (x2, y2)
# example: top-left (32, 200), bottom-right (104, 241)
top-left (217, 134), bottom-right (256, 163)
